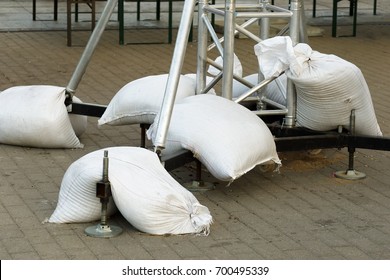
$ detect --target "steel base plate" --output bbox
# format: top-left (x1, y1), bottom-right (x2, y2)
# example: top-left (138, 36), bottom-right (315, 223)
top-left (85, 224), bottom-right (123, 238)
top-left (334, 169), bottom-right (366, 180)
top-left (183, 181), bottom-right (215, 192)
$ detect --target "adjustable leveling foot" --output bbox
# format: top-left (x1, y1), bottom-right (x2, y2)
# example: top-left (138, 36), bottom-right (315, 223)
top-left (334, 146), bottom-right (366, 180)
top-left (183, 160), bottom-right (215, 192)
top-left (334, 110), bottom-right (366, 180)
top-left (85, 150), bottom-right (123, 238)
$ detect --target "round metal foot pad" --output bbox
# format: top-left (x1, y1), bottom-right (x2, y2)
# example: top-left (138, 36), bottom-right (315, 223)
top-left (183, 181), bottom-right (215, 192)
top-left (85, 224), bottom-right (123, 238)
top-left (334, 170), bottom-right (366, 180)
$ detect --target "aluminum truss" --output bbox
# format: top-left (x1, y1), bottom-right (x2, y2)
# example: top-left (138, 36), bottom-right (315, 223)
top-left (67, 0), bottom-right (390, 180)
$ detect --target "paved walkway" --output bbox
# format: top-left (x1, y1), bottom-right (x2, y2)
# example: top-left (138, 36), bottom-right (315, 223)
top-left (0, 0), bottom-right (390, 260)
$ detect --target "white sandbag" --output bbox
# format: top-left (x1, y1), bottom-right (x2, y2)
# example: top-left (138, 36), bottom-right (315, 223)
top-left (232, 73), bottom-right (287, 106)
top-left (0, 85), bottom-right (83, 148)
top-left (98, 74), bottom-right (196, 126)
top-left (207, 54), bottom-right (243, 77)
top-left (109, 148), bottom-right (212, 235)
top-left (254, 36), bottom-right (382, 136)
top-left (68, 96), bottom-right (88, 137)
top-left (147, 94), bottom-right (281, 182)
top-left (49, 147), bottom-right (212, 235)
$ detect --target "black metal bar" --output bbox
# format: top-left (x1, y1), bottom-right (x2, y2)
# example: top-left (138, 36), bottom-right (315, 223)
top-left (140, 124), bottom-right (147, 148)
top-left (118, 0), bottom-right (124, 45)
top-left (349, 135), bottom-right (390, 151)
top-left (196, 159), bottom-right (202, 181)
top-left (267, 124), bottom-right (327, 137)
top-left (275, 133), bottom-right (390, 153)
top-left (275, 134), bottom-right (346, 152)
top-left (69, 102), bottom-right (107, 117)
top-left (164, 151), bottom-right (194, 171)
top-left (66, 101), bottom-right (390, 164)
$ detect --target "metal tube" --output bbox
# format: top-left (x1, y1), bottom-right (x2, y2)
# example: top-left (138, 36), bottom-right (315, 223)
top-left (260, 0), bottom-right (270, 40)
top-left (207, 4), bottom-right (227, 9)
top-left (349, 109), bottom-right (356, 135)
top-left (210, 3), bottom-right (290, 12)
top-left (101, 150), bottom-right (109, 226)
top-left (66, 0), bottom-right (118, 96)
top-left (153, 0), bottom-right (197, 152)
top-left (203, 6), bottom-right (225, 16)
top-left (348, 110), bottom-right (356, 170)
top-left (284, 0), bottom-right (300, 127)
top-left (299, 0), bottom-right (309, 43)
top-left (238, 17), bottom-right (261, 29)
top-left (201, 72), bottom-right (222, 95)
top-left (208, 3), bottom-right (262, 10)
top-left (267, 4), bottom-right (293, 13)
top-left (221, 0), bottom-right (236, 100)
top-left (100, 199), bottom-right (108, 226)
top-left (102, 150), bottom-right (109, 182)
top-left (234, 76), bottom-right (276, 103)
top-left (289, 0), bottom-right (300, 45)
top-left (261, 97), bottom-right (287, 110)
top-left (235, 23), bottom-right (262, 43)
top-left (207, 17), bottom-right (258, 52)
top-left (236, 12), bottom-right (292, 18)
top-left (203, 15), bottom-right (225, 55)
top-left (197, 0), bottom-right (210, 95)
top-left (207, 58), bottom-right (245, 89)
top-left (253, 109), bottom-right (288, 116)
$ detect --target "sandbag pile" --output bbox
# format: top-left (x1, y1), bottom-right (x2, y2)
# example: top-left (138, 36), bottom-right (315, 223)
top-left (48, 147), bottom-right (212, 236)
top-left (254, 36), bottom-right (382, 136)
top-left (147, 94), bottom-right (281, 183)
top-left (0, 85), bottom-right (85, 148)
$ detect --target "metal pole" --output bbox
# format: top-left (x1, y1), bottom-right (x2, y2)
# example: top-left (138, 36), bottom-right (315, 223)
top-left (196, 0), bottom-right (210, 95)
top-left (100, 150), bottom-right (109, 226)
top-left (221, 0), bottom-right (236, 100)
top-left (284, 0), bottom-right (300, 127)
top-left (153, 0), bottom-right (197, 153)
top-left (260, 0), bottom-right (270, 40)
top-left (66, 0), bottom-right (118, 98)
top-left (257, 0), bottom-right (270, 110)
top-left (84, 150), bottom-right (123, 238)
top-left (299, 0), bottom-right (309, 43)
